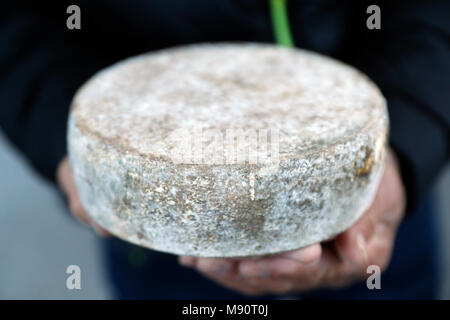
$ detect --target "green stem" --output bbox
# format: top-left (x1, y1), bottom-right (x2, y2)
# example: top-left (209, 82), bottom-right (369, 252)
top-left (269, 0), bottom-right (294, 47)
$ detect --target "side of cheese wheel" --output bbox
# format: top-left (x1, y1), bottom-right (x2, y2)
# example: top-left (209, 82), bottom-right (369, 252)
top-left (68, 43), bottom-right (388, 257)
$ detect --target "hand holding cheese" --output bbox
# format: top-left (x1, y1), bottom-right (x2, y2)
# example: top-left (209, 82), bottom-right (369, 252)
top-left (67, 44), bottom-right (389, 257)
top-left (179, 149), bottom-right (406, 295)
top-left (57, 43), bottom-right (407, 293)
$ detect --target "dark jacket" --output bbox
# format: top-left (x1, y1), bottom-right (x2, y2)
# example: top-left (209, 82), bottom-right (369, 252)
top-left (0, 0), bottom-right (449, 211)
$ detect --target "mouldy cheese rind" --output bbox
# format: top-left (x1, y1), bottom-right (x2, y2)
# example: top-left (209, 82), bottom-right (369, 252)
top-left (68, 43), bottom-right (388, 257)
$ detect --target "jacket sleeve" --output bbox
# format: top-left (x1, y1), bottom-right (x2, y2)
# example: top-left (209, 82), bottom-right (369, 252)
top-left (0, 2), bottom-right (116, 183)
top-left (351, 0), bottom-right (450, 212)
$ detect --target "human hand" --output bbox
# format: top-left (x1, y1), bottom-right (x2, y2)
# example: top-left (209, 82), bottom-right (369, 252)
top-left (57, 156), bottom-right (111, 237)
top-left (178, 148), bottom-right (406, 295)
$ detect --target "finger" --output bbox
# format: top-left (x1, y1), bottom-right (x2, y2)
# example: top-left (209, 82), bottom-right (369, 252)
top-left (368, 149), bottom-right (406, 228)
top-left (353, 203), bottom-right (377, 243)
top-left (281, 243), bottom-right (322, 264)
top-left (195, 258), bottom-right (235, 277)
top-left (365, 222), bottom-right (396, 273)
top-left (207, 276), bottom-right (267, 296)
top-left (183, 256), bottom-right (295, 295)
top-left (342, 164), bottom-right (387, 247)
top-left (318, 243), bottom-right (357, 288)
top-left (198, 264), bottom-right (293, 296)
top-left (178, 256), bottom-right (197, 267)
top-left (190, 258), bottom-right (267, 296)
top-left (70, 197), bottom-right (111, 237)
top-left (238, 275), bottom-right (295, 294)
top-left (333, 218), bottom-right (397, 284)
top-left (92, 221), bottom-right (112, 237)
top-left (334, 160), bottom-right (390, 267)
top-left (238, 244), bottom-right (321, 278)
top-left (58, 157), bottom-right (113, 238)
top-left (319, 207), bottom-right (400, 288)
top-left (334, 150), bottom-right (405, 268)
top-left (57, 158), bottom-right (78, 201)
top-left (244, 244), bottom-right (341, 291)
top-left (334, 225), bottom-right (369, 267)
top-left (57, 158), bottom-right (92, 225)
top-left (69, 197), bottom-right (91, 225)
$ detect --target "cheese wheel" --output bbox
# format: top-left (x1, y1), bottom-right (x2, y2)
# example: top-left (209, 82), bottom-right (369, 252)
top-left (68, 43), bottom-right (388, 257)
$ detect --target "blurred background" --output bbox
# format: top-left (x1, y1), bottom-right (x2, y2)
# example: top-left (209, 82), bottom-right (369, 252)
top-left (0, 130), bottom-right (449, 299)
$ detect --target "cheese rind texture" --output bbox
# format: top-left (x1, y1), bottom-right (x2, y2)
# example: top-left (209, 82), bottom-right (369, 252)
top-left (68, 44), bottom-right (388, 257)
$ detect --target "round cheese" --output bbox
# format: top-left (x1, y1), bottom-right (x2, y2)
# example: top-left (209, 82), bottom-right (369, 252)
top-left (68, 43), bottom-right (388, 257)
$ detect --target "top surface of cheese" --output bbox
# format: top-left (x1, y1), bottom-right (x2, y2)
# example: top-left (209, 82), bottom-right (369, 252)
top-left (72, 43), bottom-right (385, 162)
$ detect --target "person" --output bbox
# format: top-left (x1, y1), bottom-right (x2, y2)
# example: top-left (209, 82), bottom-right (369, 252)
top-left (1, 0), bottom-right (448, 299)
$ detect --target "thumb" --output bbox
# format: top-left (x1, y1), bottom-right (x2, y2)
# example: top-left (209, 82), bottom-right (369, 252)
top-left (57, 157), bottom-right (111, 237)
